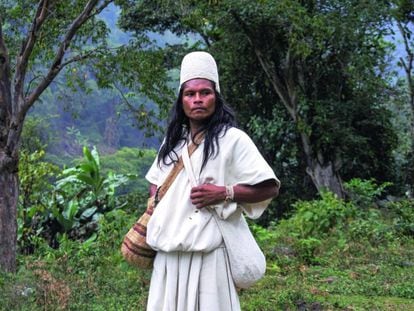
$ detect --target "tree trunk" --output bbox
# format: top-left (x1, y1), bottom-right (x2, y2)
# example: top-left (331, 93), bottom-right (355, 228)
top-left (306, 161), bottom-right (344, 198)
top-left (0, 0), bottom-right (113, 273)
top-left (0, 20), bottom-right (18, 272)
top-left (242, 33), bottom-right (346, 198)
top-left (300, 133), bottom-right (344, 198)
top-left (0, 151), bottom-right (18, 272)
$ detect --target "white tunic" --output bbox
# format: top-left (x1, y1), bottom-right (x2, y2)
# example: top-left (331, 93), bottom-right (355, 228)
top-left (145, 127), bottom-right (279, 311)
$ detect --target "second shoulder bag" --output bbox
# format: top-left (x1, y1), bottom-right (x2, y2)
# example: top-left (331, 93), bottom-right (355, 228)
top-left (181, 143), bottom-right (266, 289)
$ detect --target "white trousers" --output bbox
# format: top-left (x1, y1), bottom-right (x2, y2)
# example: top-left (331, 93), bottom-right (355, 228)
top-left (147, 246), bottom-right (241, 311)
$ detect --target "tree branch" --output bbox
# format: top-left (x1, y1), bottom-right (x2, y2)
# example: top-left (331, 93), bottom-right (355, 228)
top-left (112, 82), bottom-right (136, 112)
top-left (397, 21), bottom-right (414, 110)
top-left (6, 0), bottom-right (113, 153)
top-left (14, 0), bottom-right (50, 112)
top-left (230, 11), bottom-right (297, 121)
top-left (23, 0), bottom-right (112, 116)
top-left (229, 11), bottom-right (315, 166)
top-left (25, 74), bottom-right (44, 99)
top-left (62, 50), bottom-right (98, 67)
top-left (94, 0), bottom-right (114, 16)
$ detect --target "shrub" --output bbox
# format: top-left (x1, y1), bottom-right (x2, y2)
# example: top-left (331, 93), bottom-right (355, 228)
top-left (344, 178), bottom-right (391, 209)
top-left (17, 146), bottom-right (137, 252)
top-left (348, 209), bottom-right (395, 245)
top-left (18, 150), bottom-right (60, 254)
top-left (46, 146), bottom-right (136, 243)
top-left (387, 199), bottom-right (414, 237)
top-left (285, 191), bottom-right (356, 239)
top-left (344, 178), bottom-right (413, 244)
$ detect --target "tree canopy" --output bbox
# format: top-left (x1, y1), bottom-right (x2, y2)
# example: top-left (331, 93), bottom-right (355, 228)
top-left (118, 0), bottom-right (400, 205)
top-left (0, 0), bottom-right (169, 272)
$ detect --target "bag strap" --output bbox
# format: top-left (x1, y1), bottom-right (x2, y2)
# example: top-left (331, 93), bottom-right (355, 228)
top-left (156, 135), bottom-right (201, 203)
top-left (182, 139), bottom-right (229, 233)
top-left (181, 141), bottom-right (198, 187)
top-left (182, 142), bottom-right (223, 223)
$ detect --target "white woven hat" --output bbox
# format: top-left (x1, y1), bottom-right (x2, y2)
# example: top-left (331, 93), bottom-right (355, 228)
top-left (179, 51), bottom-right (220, 93)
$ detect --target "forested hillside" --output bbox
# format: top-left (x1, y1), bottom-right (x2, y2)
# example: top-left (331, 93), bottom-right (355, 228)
top-left (29, 79), bottom-right (161, 160)
top-left (26, 3), bottom-right (166, 162)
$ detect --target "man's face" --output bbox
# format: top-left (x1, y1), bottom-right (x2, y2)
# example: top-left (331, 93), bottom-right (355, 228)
top-left (182, 79), bottom-right (216, 127)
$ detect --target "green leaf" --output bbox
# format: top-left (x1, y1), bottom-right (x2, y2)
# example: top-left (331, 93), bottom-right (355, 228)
top-left (81, 207), bottom-right (98, 220)
top-left (63, 201), bottom-right (80, 221)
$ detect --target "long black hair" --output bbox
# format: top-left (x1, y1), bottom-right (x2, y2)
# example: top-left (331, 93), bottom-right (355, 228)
top-left (158, 82), bottom-right (236, 171)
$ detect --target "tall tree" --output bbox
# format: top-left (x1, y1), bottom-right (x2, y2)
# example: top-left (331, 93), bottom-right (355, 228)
top-left (393, 0), bottom-right (414, 114)
top-left (0, 0), bottom-right (116, 272)
top-left (391, 0), bottom-right (414, 191)
top-left (119, 0), bottom-right (398, 199)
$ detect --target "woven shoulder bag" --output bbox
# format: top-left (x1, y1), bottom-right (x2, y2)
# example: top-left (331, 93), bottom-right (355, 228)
top-left (121, 141), bottom-right (199, 269)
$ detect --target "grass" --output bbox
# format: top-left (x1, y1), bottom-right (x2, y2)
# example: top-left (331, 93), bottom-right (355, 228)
top-left (1, 234), bottom-right (412, 310)
top-left (238, 227), bottom-right (414, 311)
top-left (239, 244), bottom-right (414, 310)
top-left (1, 196), bottom-right (414, 310)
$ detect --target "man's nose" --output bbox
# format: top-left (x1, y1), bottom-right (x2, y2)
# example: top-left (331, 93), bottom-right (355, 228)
top-left (194, 92), bottom-right (202, 102)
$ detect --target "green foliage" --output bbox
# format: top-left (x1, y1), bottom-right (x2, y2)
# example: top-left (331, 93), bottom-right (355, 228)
top-left (18, 150), bottom-right (60, 254)
top-left (0, 204), bottom-right (150, 311)
top-left (17, 145), bottom-right (155, 254)
top-left (342, 179), bottom-right (405, 245)
top-left (347, 208), bottom-right (392, 245)
top-left (273, 191), bottom-right (355, 263)
top-left (4, 1), bottom-right (166, 162)
top-left (3, 182), bottom-right (414, 310)
top-left (17, 146), bottom-right (137, 252)
top-left (344, 178), bottom-right (392, 209)
top-left (249, 222), bottom-right (278, 246)
top-left (93, 46), bottom-right (174, 132)
top-left (33, 78), bottom-right (162, 158)
top-left (274, 179), bottom-right (414, 266)
top-left (387, 199), bottom-right (414, 237)
top-left (99, 147), bottom-right (157, 195)
top-left (66, 126), bottom-right (89, 148)
top-left (20, 116), bottom-right (55, 153)
top-left (248, 109), bottom-right (309, 221)
top-left (48, 146), bottom-right (136, 241)
top-left (118, 0), bottom-right (401, 209)
top-left (250, 191), bottom-right (409, 307)
top-left (286, 191), bottom-right (356, 239)
top-left (2, 0), bottom-right (414, 307)
top-left (2, 0), bottom-right (112, 81)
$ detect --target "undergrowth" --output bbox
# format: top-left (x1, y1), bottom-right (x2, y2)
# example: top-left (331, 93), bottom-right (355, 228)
top-left (1, 179), bottom-right (414, 310)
